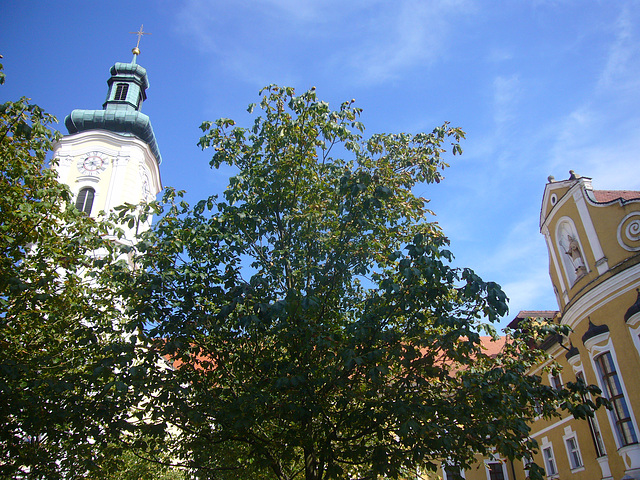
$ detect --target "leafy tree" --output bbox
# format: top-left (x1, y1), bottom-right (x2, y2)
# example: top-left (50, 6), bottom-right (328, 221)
top-left (0, 62), bottom-right (144, 478)
top-left (93, 444), bottom-right (187, 480)
top-left (118, 86), bottom-right (600, 480)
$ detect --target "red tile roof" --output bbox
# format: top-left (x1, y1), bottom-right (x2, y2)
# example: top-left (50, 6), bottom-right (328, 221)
top-left (593, 190), bottom-right (640, 203)
top-left (479, 335), bottom-right (507, 358)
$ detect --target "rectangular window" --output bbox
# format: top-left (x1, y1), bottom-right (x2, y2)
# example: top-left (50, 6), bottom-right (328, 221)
top-left (543, 447), bottom-right (557, 476)
top-left (114, 83), bottom-right (129, 101)
top-left (565, 436), bottom-right (583, 469)
top-left (487, 462), bottom-right (505, 480)
top-left (576, 371), bottom-right (606, 456)
top-left (550, 374), bottom-right (562, 390)
top-left (444, 466), bottom-right (463, 480)
top-left (595, 351), bottom-right (638, 446)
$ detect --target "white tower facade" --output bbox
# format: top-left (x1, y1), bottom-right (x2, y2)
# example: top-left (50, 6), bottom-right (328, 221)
top-left (52, 48), bottom-right (162, 243)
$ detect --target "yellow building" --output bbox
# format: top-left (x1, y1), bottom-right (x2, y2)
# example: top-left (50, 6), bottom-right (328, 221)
top-left (517, 171), bottom-right (640, 480)
top-left (438, 172), bottom-right (640, 480)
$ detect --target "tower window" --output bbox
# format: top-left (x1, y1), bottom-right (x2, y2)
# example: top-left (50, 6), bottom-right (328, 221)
top-left (114, 83), bottom-right (129, 101)
top-left (75, 187), bottom-right (95, 215)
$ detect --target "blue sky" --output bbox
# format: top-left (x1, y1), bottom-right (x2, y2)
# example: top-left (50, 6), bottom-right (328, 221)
top-left (2, 1), bottom-right (640, 329)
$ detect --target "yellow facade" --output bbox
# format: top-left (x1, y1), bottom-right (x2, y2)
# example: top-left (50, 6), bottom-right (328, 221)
top-left (530, 172), bottom-right (640, 480)
top-left (433, 172), bottom-right (640, 480)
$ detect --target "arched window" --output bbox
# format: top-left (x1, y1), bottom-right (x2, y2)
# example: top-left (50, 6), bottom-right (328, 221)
top-left (75, 187), bottom-right (95, 215)
top-left (114, 83), bottom-right (129, 101)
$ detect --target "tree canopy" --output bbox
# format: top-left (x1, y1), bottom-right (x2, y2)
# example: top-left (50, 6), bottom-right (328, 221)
top-left (0, 62), bottom-right (148, 478)
top-left (116, 86), bottom-right (600, 480)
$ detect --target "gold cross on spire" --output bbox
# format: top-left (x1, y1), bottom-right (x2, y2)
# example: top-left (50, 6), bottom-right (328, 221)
top-left (130, 24), bottom-right (151, 55)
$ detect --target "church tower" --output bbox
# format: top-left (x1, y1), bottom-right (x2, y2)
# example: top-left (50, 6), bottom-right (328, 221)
top-left (52, 30), bottom-right (161, 243)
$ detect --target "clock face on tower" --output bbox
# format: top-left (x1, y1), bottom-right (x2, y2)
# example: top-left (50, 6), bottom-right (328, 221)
top-left (77, 151), bottom-right (108, 175)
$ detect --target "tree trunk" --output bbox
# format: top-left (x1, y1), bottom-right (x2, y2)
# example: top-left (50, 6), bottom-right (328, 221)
top-left (304, 446), bottom-right (322, 480)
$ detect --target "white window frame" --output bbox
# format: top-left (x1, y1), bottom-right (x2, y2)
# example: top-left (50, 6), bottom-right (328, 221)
top-left (547, 372), bottom-right (563, 390)
top-left (586, 337), bottom-right (640, 450)
top-left (522, 454), bottom-right (534, 479)
top-left (562, 426), bottom-right (584, 472)
top-left (540, 437), bottom-right (558, 478)
top-left (594, 350), bottom-right (638, 447)
top-left (484, 456), bottom-right (509, 480)
top-left (626, 309), bottom-right (640, 360)
top-left (442, 463), bottom-right (465, 480)
top-left (572, 366), bottom-right (607, 457)
top-left (73, 177), bottom-right (101, 218)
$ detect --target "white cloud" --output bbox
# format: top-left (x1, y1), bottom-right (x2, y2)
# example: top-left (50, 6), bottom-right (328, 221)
top-left (552, 135), bottom-right (640, 191)
top-left (546, 5), bottom-right (640, 188)
top-left (487, 47), bottom-right (514, 63)
top-left (438, 213), bottom-right (556, 327)
top-left (175, 0), bottom-right (476, 86)
top-left (546, 99), bottom-right (640, 191)
top-left (339, 0), bottom-right (474, 84)
top-left (256, 0), bottom-right (375, 24)
top-left (175, 0), bottom-right (221, 53)
top-left (492, 74), bottom-right (520, 129)
top-left (597, 4), bottom-right (640, 92)
top-left (476, 217), bottom-right (545, 272)
top-left (500, 267), bottom-right (557, 316)
top-left (474, 217), bottom-right (557, 324)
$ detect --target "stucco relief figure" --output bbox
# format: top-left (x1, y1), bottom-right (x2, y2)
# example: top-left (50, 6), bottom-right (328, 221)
top-left (565, 235), bottom-right (587, 277)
